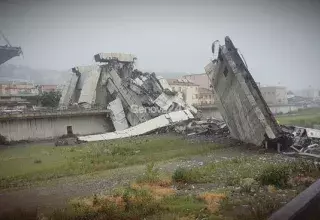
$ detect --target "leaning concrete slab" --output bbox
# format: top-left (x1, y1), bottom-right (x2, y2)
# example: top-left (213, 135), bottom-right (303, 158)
top-left (205, 37), bottom-right (282, 146)
top-left (72, 65), bottom-right (101, 107)
top-left (107, 97), bottom-right (129, 131)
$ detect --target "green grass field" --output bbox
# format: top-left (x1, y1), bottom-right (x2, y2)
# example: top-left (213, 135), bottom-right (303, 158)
top-left (0, 135), bottom-right (221, 189)
top-left (276, 107), bottom-right (320, 127)
top-left (3, 156), bottom-right (319, 220)
top-left (1, 135), bottom-right (320, 220)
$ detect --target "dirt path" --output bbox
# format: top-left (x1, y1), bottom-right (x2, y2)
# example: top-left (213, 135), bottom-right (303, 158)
top-left (0, 145), bottom-right (269, 214)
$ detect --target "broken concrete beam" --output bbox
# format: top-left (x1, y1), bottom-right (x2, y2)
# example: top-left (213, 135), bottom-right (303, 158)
top-left (107, 97), bottom-right (129, 131)
top-left (205, 37), bottom-right (282, 146)
top-left (0, 45), bottom-right (22, 65)
top-left (78, 110), bottom-right (194, 142)
top-left (94, 53), bottom-right (137, 63)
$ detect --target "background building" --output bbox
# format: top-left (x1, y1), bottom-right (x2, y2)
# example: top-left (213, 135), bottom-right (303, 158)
top-left (294, 87), bottom-right (320, 100)
top-left (181, 73), bottom-right (211, 90)
top-left (0, 81), bottom-right (39, 96)
top-left (0, 81), bottom-right (39, 109)
top-left (167, 78), bottom-right (199, 106)
top-left (198, 88), bottom-right (214, 105)
top-left (39, 85), bottom-right (57, 93)
top-left (259, 86), bottom-right (288, 105)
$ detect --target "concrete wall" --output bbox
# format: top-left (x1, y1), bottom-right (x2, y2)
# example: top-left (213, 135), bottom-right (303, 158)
top-left (0, 115), bottom-right (112, 141)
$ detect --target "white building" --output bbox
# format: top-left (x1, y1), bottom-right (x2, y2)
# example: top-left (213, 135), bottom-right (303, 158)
top-left (167, 78), bottom-right (199, 106)
top-left (181, 73), bottom-right (211, 90)
top-left (259, 86), bottom-right (288, 105)
top-left (294, 88), bottom-right (320, 100)
top-left (198, 88), bottom-right (214, 105)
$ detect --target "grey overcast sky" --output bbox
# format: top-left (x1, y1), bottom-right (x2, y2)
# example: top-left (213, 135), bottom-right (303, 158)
top-left (0, 0), bottom-right (320, 89)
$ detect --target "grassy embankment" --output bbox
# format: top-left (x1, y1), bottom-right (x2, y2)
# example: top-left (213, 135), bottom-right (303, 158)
top-left (276, 107), bottom-right (320, 128)
top-left (0, 135), bottom-right (221, 189)
top-left (2, 155), bottom-right (319, 220)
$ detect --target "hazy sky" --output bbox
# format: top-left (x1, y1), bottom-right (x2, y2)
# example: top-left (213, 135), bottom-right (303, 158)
top-left (1, 0), bottom-right (320, 89)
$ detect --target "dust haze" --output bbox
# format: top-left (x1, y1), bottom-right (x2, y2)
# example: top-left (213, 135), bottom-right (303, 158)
top-left (1, 0), bottom-right (320, 89)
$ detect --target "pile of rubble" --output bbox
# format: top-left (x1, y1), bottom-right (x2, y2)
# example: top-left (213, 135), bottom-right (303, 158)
top-left (57, 37), bottom-right (320, 161)
top-left (281, 125), bottom-right (320, 159)
top-left (58, 53), bottom-right (202, 142)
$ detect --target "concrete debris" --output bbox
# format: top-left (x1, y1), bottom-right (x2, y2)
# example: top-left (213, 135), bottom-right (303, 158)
top-left (205, 36), bottom-right (283, 146)
top-left (282, 126), bottom-right (320, 159)
top-left (59, 53), bottom-right (198, 141)
top-left (185, 118), bottom-right (228, 136)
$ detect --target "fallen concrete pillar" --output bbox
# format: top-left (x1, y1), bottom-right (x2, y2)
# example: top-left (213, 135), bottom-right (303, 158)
top-left (205, 37), bottom-right (282, 146)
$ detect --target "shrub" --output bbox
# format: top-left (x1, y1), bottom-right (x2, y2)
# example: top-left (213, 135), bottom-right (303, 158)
top-left (172, 167), bottom-right (192, 183)
top-left (34, 159), bottom-right (42, 164)
top-left (0, 134), bottom-right (8, 145)
top-left (257, 165), bottom-right (290, 188)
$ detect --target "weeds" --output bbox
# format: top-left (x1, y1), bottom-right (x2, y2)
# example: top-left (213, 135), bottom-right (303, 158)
top-left (136, 162), bottom-right (161, 184)
top-left (290, 159), bottom-right (320, 175)
top-left (66, 185), bottom-right (162, 220)
top-left (219, 193), bottom-right (283, 220)
top-left (197, 193), bottom-right (226, 213)
top-left (257, 165), bottom-right (290, 188)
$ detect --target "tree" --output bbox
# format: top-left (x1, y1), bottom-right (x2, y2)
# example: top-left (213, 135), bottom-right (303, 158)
top-left (39, 91), bottom-right (62, 108)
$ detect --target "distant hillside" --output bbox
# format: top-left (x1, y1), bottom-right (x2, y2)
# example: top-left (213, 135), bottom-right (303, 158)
top-left (0, 64), bottom-right (69, 85)
top-left (0, 64), bottom-right (188, 86)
